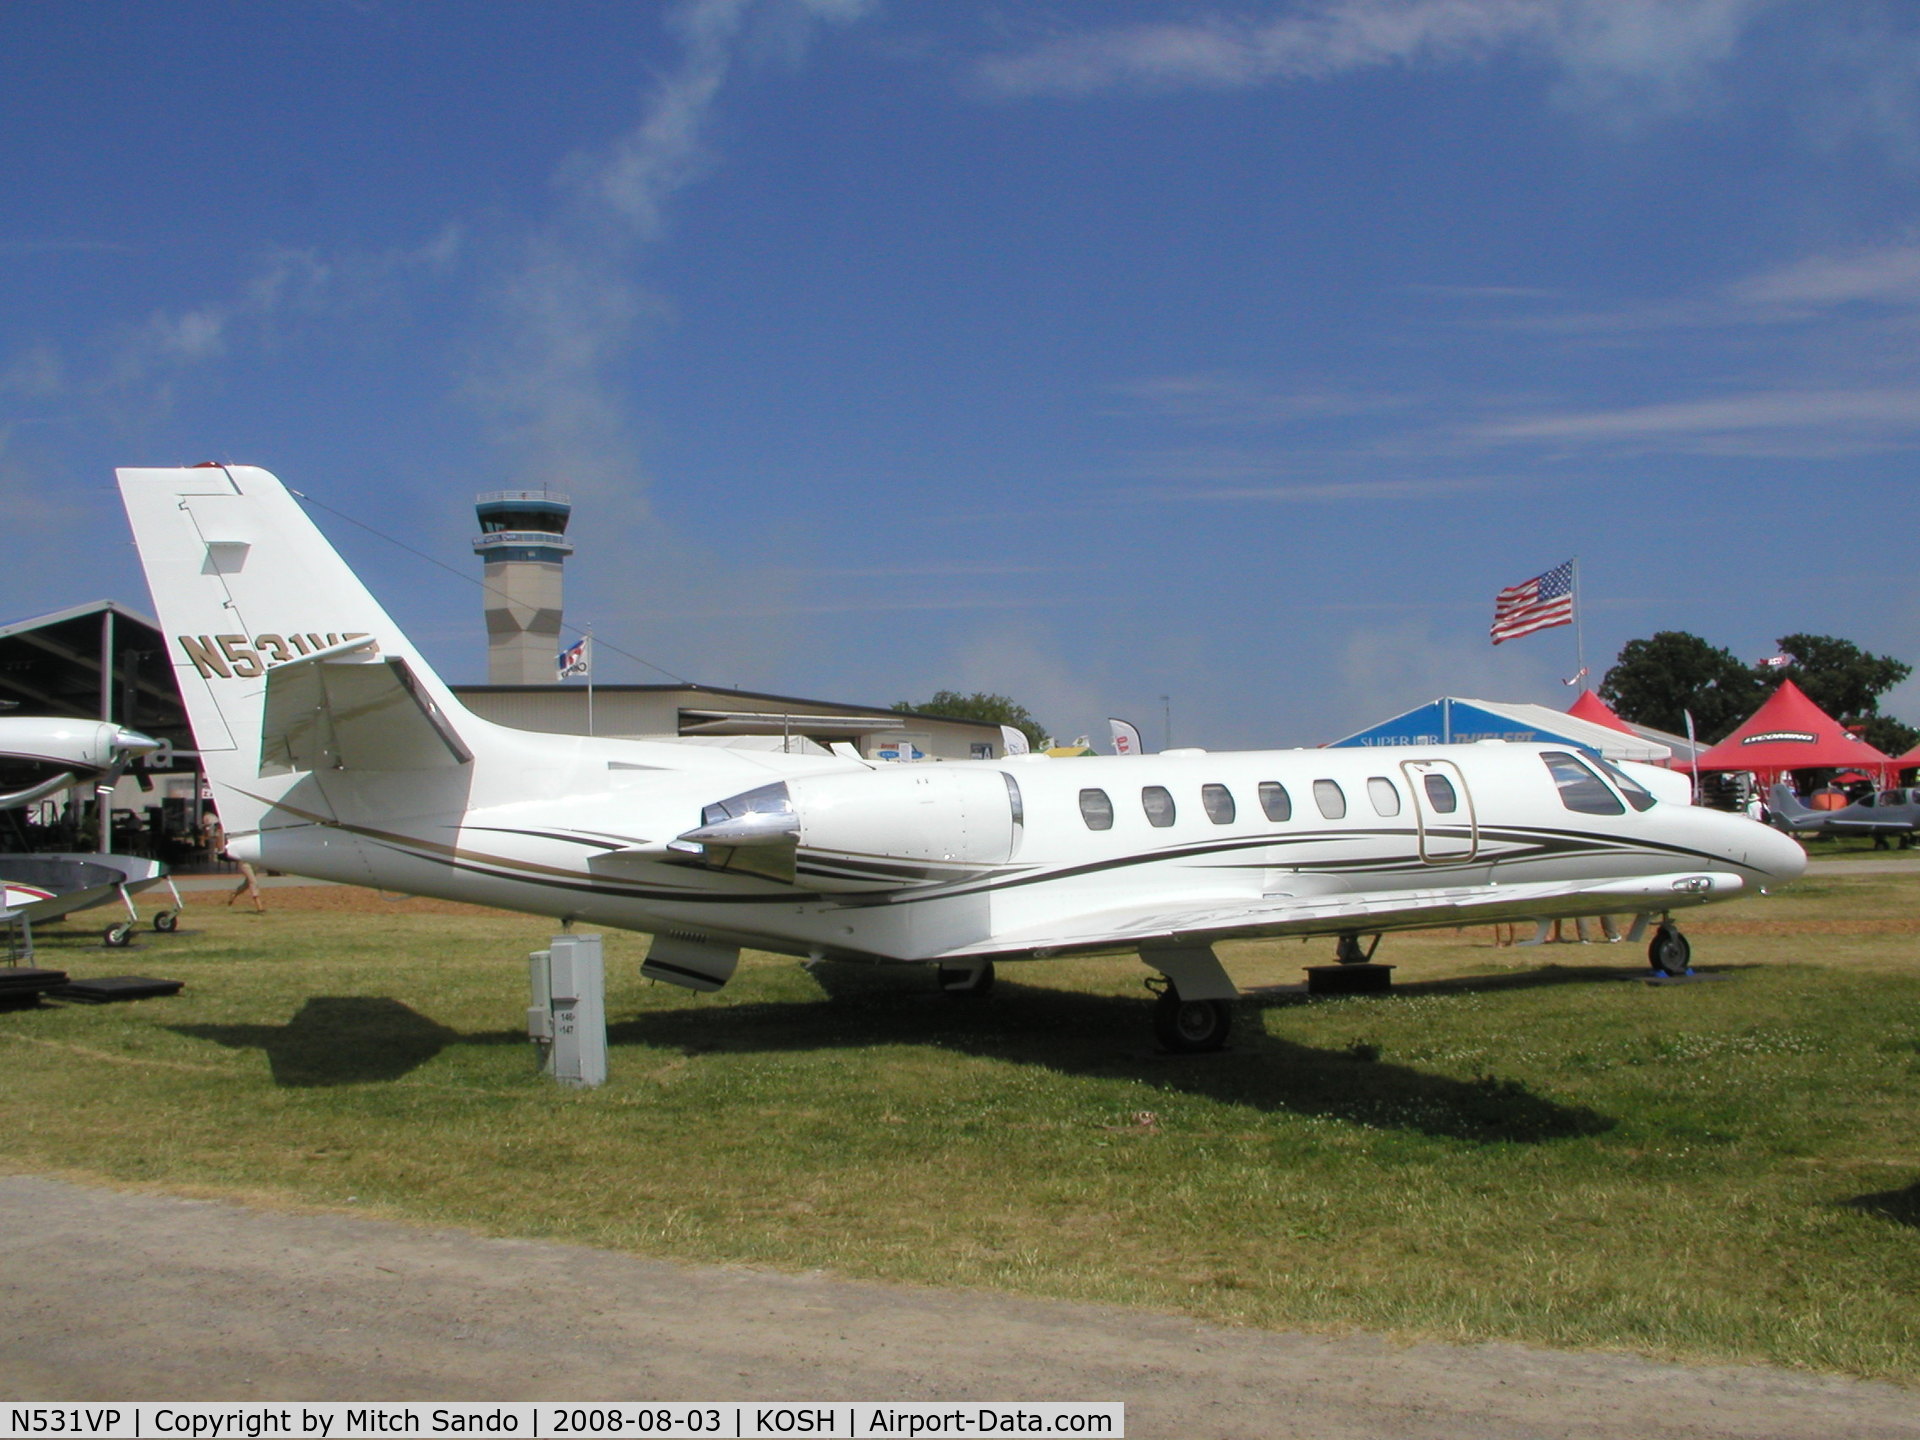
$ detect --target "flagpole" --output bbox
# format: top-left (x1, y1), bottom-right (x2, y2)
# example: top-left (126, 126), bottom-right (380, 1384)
top-left (586, 626), bottom-right (595, 738)
top-left (1573, 554), bottom-right (1586, 690)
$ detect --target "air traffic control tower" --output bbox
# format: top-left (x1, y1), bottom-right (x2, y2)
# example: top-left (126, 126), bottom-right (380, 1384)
top-left (473, 489), bottom-right (574, 685)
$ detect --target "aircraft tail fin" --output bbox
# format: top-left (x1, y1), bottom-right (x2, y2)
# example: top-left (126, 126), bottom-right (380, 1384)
top-left (116, 465), bottom-right (476, 834)
top-left (1767, 782), bottom-right (1817, 827)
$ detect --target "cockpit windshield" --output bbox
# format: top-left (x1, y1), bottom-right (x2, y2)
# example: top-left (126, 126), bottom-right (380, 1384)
top-left (1541, 751), bottom-right (1624, 815)
top-left (1593, 757), bottom-right (1658, 812)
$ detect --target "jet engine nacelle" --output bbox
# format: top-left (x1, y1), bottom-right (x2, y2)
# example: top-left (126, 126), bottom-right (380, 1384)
top-left (0, 718), bottom-right (160, 772)
top-left (680, 766), bottom-right (1019, 891)
top-left (790, 766), bottom-right (1016, 880)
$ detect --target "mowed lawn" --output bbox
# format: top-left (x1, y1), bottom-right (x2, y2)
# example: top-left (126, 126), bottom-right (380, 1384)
top-left (3, 868), bottom-right (1917, 1383)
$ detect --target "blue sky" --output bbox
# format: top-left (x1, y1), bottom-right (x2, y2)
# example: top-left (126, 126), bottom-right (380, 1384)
top-left (6, 0), bottom-right (1920, 749)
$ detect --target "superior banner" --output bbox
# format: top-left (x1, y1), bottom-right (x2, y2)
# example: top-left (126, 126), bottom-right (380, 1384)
top-left (2, 1403), bottom-right (1124, 1440)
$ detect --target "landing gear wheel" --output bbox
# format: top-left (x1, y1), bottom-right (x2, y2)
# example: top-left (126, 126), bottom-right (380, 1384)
top-left (937, 961), bottom-right (995, 997)
top-left (1153, 989), bottom-right (1233, 1053)
top-left (1648, 925), bottom-right (1692, 976)
top-left (103, 922), bottom-right (133, 949)
top-left (153, 910), bottom-right (179, 933)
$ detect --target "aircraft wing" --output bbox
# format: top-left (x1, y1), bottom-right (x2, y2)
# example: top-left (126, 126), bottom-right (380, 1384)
top-left (935, 871), bottom-right (1742, 960)
top-left (1810, 815), bottom-right (1915, 834)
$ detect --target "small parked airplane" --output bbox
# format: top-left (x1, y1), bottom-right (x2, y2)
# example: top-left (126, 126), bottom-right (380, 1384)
top-left (0, 716), bottom-right (181, 944)
top-left (1769, 782), bottom-right (1920, 848)
top-left (118, 465), bottom-right (1807, 1050)
top-left (0, 716), bottom-right (162, 810)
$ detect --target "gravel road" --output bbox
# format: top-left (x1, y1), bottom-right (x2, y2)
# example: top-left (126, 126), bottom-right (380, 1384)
top-left (2, 1174), bottom-right (1915, 1439)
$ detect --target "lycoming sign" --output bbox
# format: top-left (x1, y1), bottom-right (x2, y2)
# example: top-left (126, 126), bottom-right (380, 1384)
top-left (1741, 730), bottom-right (1819, 745)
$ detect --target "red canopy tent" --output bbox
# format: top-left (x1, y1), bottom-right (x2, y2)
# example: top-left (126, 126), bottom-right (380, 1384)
top-left (1892, 744), bottom-right (1920, 778)
top-left (1689, 678), bottom-right (1893, 784)
top-left (1566, 689), bottom-right (1636, 735)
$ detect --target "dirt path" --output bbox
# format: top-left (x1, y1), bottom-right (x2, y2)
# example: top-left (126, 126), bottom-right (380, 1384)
top-left (2, 1175), bottom-right (1914, 1439)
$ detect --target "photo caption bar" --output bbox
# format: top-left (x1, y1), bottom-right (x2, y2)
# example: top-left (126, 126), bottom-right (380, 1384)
top-left (1, 1403), bottom-right (1123, 1439)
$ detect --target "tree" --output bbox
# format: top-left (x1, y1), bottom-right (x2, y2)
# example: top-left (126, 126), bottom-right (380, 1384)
top-left (1768, 634), bottom-right (1916, 757)
top-left (1598, 631), bottom-right (1763, 742)
top-left (892, 690), bottom-right (1048, 753)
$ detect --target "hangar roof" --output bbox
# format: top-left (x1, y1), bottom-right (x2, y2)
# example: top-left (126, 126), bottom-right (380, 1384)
top-left (0, 600), bottom-right (192, 751)
top-left (1327, 696), bottom-right (1671, 765)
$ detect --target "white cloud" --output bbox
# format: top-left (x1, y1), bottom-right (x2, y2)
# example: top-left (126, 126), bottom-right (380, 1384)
top-left (1331, 620), bottom-right (1556, 731)
top-left (972, 0), bottom-right (1769, 121)
top-left (473, 0), bottom-right (871, 507)
top-left (1473, 386), bottom-right (1920, 443)
top-left (1114, 374), bottom-right (1408, 428)
top-left (1728, 243), bottom-right (1920, 309)
top-left (940, 628), bottom-right (1113, 744)
top-left (0, 345), bottom-right (64, 400)
top-left (1132, 475), bottom-right (1496, 502)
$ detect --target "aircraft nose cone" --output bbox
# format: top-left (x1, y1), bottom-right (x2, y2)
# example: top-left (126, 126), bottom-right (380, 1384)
top-left (112, 726), bottom-right (161, 755)
top-left (1749, 819), bottom-right (1807, 885)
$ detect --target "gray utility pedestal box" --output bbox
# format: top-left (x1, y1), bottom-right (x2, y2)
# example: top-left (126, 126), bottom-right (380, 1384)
top-left (528, 933), bottom-right (607, 1087)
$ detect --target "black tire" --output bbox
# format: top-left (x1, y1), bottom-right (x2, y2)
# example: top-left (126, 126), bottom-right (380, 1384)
top-left (937, 961), bottom-right (995, 997)
top-left (1153, 989), bottom-right (1232, 1053)
top-left (103, 922), bottom-right (133, 949)
top-left (1648, 925), bottom-right (1691, 976)
top-left (153, 910), bottom-right (179, 933)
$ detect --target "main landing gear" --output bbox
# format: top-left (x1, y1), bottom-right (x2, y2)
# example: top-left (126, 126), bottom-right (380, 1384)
top-left (936, 960), bottom-right (995, 997)
top-left (1150, 985), bottom-right (1234, 1053)
top-left (1140, 941), bottom-right (1238, 1053)
top-left (1647, 923), bottom-right (1693, 977)
top-left (1335, 933), bottom-right (1379, 965)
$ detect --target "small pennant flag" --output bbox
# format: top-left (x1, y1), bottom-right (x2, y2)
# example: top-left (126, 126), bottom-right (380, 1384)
top-left (1758, 653), bottom-right (1792, 669)
top-left (557, 635), bottom-right (591, 680)
top-left (1108, 717), bottom-right (1144, 755)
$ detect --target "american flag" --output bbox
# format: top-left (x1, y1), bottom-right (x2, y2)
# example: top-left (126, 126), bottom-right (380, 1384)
top-left (1490, 561), bottom-right (1574, 645)
top-left (556, 635), bottom-right (591, 680)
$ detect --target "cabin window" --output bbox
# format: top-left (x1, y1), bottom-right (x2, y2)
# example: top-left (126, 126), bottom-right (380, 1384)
top-left (1882, 791), bottom-right (1901, 807)
top-left (1594, 757), bottom-right (1658, 812)
top-left (1423, 773), bottom-right (1458, 814)
top-left (1367, 777), bottom-right (1401, 817)
top-left (1542, 752), bottom-right (1624, 815)
top-left (1202, 783), bottom-right (1236, 824)
top-left (1313, 778), bottom-right (1346, 819)
top-left (1258, 781), bottom-right (1292, 821)
top-left (1003, 771), bottom-right (1024, 827)
top-left (1142, 785), bottom-right (1176, 827)
top-left (1079, 788), bottom-right (1114, 831)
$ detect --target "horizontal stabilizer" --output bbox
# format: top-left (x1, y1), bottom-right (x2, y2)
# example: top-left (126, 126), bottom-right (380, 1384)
top-left (261, 654), bottom-right (472, 775)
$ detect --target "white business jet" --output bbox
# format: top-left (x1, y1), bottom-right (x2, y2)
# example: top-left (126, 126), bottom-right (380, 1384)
top-left (118, 465), bottom-right (1805, 1051)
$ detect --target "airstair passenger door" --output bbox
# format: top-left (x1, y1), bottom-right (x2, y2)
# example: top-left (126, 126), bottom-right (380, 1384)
top-left (1400, 759), bottom-right (1477, 864)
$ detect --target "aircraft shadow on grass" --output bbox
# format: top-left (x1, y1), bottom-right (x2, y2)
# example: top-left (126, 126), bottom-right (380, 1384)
top-left (608, 969), bottom-right (1615, 1145)
top-left (171, 996), bottom-right (483, 1087)
top-left (165, 976), bottom-right (1613, 1143)
top-left (1845, 1181), bottom-right (1920, 1229)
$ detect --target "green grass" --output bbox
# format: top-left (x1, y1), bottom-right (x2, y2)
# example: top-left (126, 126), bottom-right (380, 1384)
top-left (3, 878), bottom-right (1917, 1383)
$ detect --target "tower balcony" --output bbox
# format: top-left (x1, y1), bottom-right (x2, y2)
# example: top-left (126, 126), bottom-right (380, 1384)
top-left (472, 529), bottom-right (575, 563)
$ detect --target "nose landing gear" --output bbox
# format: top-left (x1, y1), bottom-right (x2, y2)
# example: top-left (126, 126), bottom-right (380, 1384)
top-left (1648, 923), bottom-right (1692, 977)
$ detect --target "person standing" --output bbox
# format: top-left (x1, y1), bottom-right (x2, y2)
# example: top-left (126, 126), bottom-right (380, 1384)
top-left (203, 807), bottom-right (264, 913)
